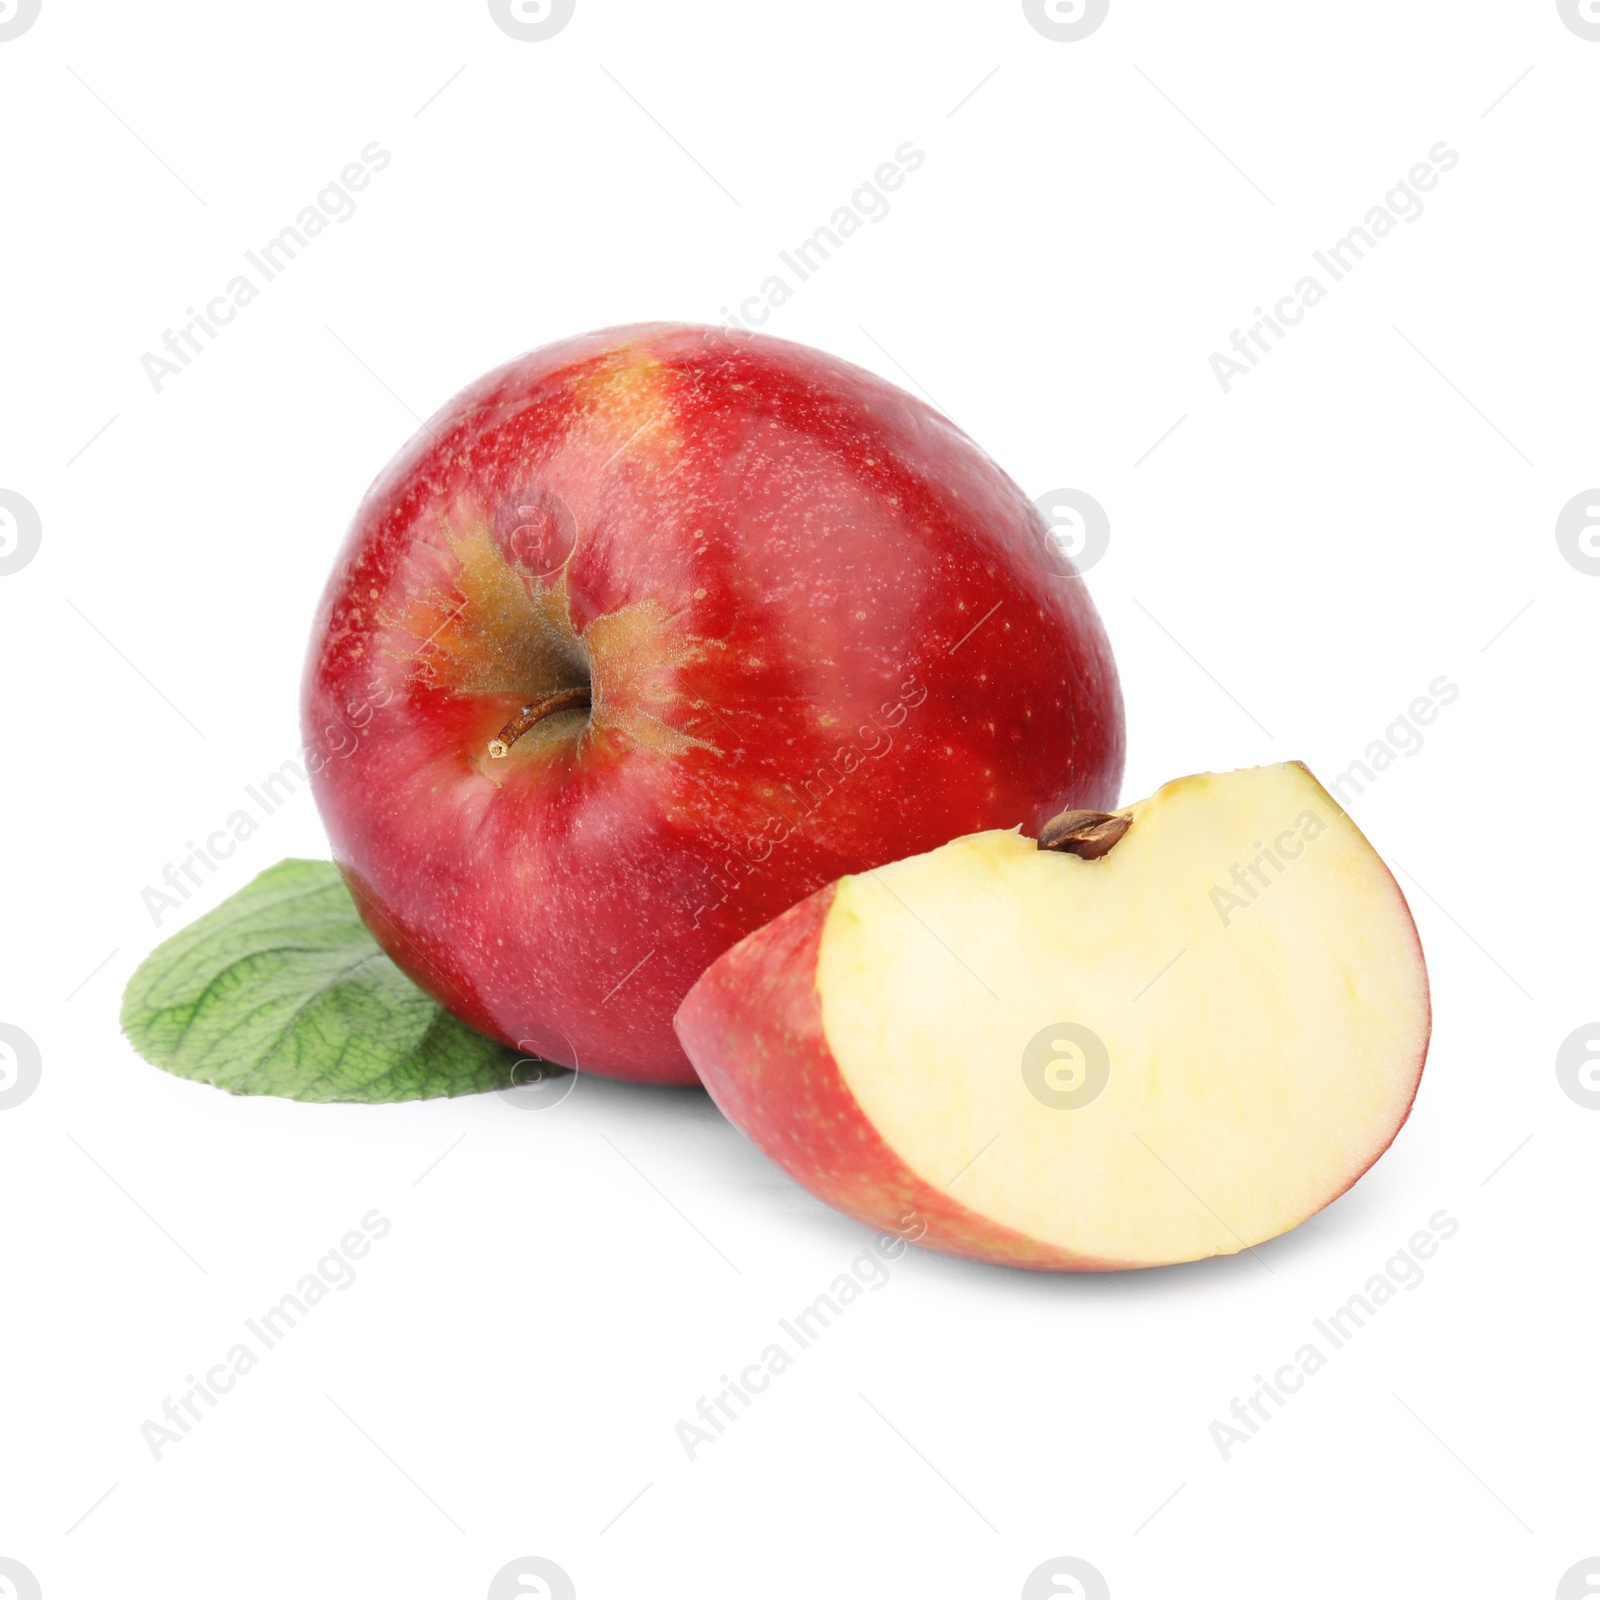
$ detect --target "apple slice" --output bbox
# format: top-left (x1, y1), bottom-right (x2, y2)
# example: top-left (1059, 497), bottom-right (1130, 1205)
top-left (675, 763), bottom-right (1429, 1271)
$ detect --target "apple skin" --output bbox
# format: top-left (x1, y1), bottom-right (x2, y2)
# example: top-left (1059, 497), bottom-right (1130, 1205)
top-left (674, 880), bottom-right (1118, 1267)
top-left (302, 323), bottom-right (1123, 1084)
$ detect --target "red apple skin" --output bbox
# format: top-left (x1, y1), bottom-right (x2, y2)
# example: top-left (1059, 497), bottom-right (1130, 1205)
top-left (675, 882), bottom-right (1118, 1268)
top-left (303, 323), bottom-right (1123, 1084)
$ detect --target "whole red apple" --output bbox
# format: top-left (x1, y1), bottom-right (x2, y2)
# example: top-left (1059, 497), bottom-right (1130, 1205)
top-left (302, 323), bottom-right (1123, 1084)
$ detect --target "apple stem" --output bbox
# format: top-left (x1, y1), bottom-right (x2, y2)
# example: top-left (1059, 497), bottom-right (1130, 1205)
top-left (487, 687), bottom-right (591, 758)
top-left (1037, 808), bottom-right (1132, 860)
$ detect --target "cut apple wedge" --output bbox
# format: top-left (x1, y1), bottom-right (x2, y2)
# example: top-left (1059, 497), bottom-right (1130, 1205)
top-left (674, 763), bottom-right (1429, 1271)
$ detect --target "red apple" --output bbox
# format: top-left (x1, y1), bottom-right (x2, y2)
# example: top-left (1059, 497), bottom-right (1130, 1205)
top-left (302, 323), bottom-right (1123, 1083)
top-left (675, 764), bottom-right (1430, 1267)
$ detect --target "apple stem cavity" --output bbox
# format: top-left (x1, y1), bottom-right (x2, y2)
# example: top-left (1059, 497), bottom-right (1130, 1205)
top-left (1037, 807), bottom-right (1132, 860)
top-left (487, 686), bottom-right (592, 758)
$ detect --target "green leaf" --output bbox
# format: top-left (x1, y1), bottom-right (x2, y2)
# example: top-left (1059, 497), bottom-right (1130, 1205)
top-left (121, 859), bottom-right (523, 1102)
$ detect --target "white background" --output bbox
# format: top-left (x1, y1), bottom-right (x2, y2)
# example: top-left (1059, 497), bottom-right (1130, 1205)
top-left (2, 2), bottom-right (1596, 1596)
